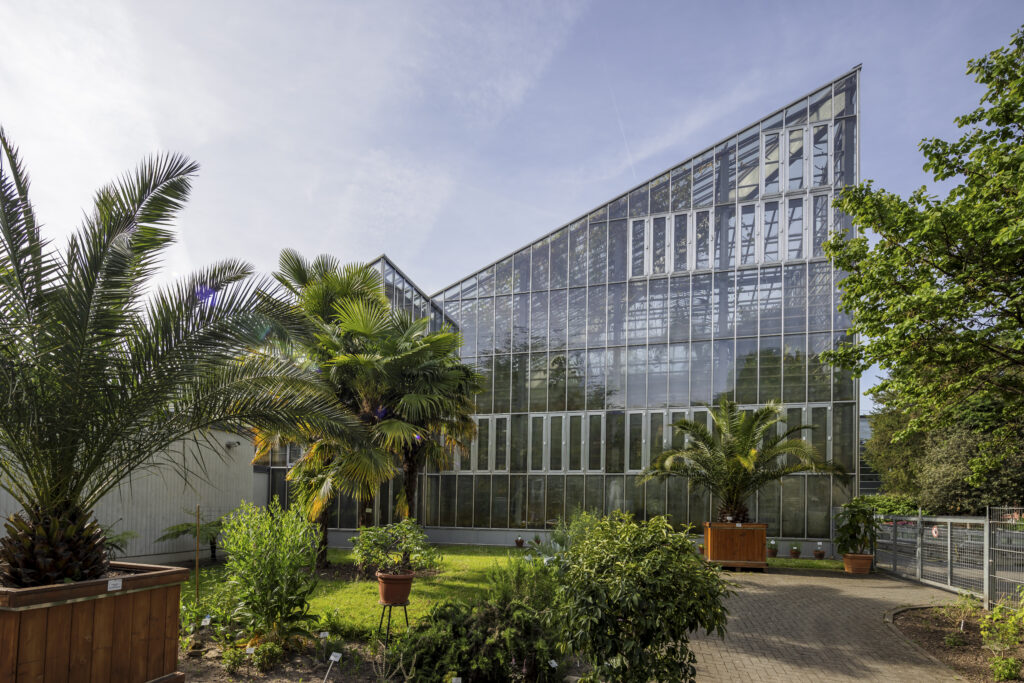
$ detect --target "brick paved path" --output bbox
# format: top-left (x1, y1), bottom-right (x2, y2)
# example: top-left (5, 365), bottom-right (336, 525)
top-left (689, 569), bottom-right (958, 682)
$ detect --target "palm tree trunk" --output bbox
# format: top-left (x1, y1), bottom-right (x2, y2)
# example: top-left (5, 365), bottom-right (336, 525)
top-left (402, 453), bottom-right (418, 520)
top-left (716, 501), bottom-right (751, 523)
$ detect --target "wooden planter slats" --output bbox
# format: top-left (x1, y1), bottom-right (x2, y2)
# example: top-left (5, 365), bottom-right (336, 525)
top-left (703, 522), bottom-right (768, 569)
top-left (0, 561), bottom-right (188, 683)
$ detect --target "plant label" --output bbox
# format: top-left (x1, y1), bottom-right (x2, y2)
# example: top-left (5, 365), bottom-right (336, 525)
top-left (245, 646), bottom-right (255, 654)
top-left (451, 678), bottom-right (462, 683)
top-left (549, 659), bottom-right (558, 668)
top-left (329, 652), bottom-right (342, 662)
top-left (201, 616), bottom-right (211, 627)
top-left (106, 578), bottom-right (122, 591)
top-left (735, 523), bottom-right (741, 527)
top-left (319, 631), bottom-right (329, 639)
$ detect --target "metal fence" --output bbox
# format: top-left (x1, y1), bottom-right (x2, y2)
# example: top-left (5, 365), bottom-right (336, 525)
top-left (873, 507), bottom-right (1024, 608)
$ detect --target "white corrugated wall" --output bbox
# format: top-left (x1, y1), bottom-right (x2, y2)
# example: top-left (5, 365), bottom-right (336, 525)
top-left (0, 430), bottom-right (260, 565)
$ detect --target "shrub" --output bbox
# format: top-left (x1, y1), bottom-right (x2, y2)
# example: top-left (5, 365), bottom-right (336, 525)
top-left (253, 641), bottom-right (285, 673)
top-left (350, 518), bottom-right (440, 574)
top-left (221, 646), bottom-right (246, 674)
top-left (220, 499), bottom-right (319, 644)
top-left (991, 656), bottom-right (1021, 682)
top-left (393, 555), bottom-right (564, 681)
top-left (554, 512), bottom-right (730, 683)
top-left (834, 500), bottom-right (881, 555)
top-left (851, 494), bottom-right (924, 516)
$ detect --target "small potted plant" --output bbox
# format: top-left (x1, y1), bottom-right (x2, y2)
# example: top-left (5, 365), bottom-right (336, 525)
top-left (515, 535), bottom-right (525, 548)
top-left (813, 541), bottom-right (825, 560)
top-left (789, 542), bottom-right (801, 559)
top-left (351, 519), bottom-right (440, 604)
top-left (834, 499), bottom-right (879, 574)
top-left (767, 539), bottom-right (778, 558)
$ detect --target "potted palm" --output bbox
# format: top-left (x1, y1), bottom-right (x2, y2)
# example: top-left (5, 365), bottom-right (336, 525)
top-left (834, 500), bottom-right (880, 574)
top-left (641, 400), bottom-right (840, 569)
top-left (351, 519), bottom-right (439, 605)
top-left (0, 132), bottom-right (350, 681)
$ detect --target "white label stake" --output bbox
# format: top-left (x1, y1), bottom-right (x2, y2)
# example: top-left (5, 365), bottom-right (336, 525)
top-left (245, 646), bottom-right (255, 655)
top-left (323, 652), bottom-right (342, 683)
top-left (201, 616), bottom-right (211, 627)
top-left (106, 578), bottom-right (122, 592)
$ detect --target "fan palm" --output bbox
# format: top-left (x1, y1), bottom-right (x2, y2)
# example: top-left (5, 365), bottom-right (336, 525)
top-left (0, 131), bottom-right (356, 587)
top-left (640, 399), bottom-right (842, 523)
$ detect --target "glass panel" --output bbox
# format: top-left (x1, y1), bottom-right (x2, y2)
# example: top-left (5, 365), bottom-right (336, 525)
top-left (588, 223), bottom-right (607, 285)
top-left (833, 402), bottom-right (856, 471)
top-left (494, 416), bottom-right (508, 469)
top-left (783, 334), bottom-right (807, 403)
top-left (834, 268), bottom-right (853, 329)
top-left (808, 332), bottom-right (832, 402)
top-left (493, 354), bottom-right (511, 413)
top-left (649, 413), bottom-right (665, 460)
top-left (764, 133), bottom-right (780, 194)
top-left (457, 476), bottom-right (473, 527)
top-left (527, 476), bottom-right (545, 529)
top-left (671, 164), bottom-right (692, 211)
top-left (585, 475), bottom-right (603, 514)
top-left (690, 341), bottom-right (712, 405)
top-left (652, 217), bottom-right (667, 274)
top-left (513, 250), bottom-right (530, 294)
top-left (759, 266), bottom-right (782, 334)
top-left (714, 206), bottom-right (735, 269)
top-left (607, 412), bottom-right (626, 473)
top-left (646, 477), bottom-right (666, 519)
top-left (628, 184), bottom-right (649, 218)
top-left (513, 294), bottom-right (529, 353)
top-left (496, 257), bottom-right (513, 296)
top-left (667, 477), bottom-right (687, 529)
top-left (495, 295), bottom-right (512, 353)
top-left (787, 198), bottom-right (804, 259)
top-left (509, 475), bottom-right (527, 529)
top-left (569, 415), bottom-right (583, 471)
top-left (511, 353), bottom-right (528, 412)
top-left (692, 152), bottom-right (714, 208)
top-left (586, 348), bottom-right (606, 411)
top-left (477, 356), bottom-right (493, 414)
top-left (757, 480), bottom-right (780, 536)
top-left (812, 194), bottom-right (829, 256)
top-left (476, 418), bottom-right (490, 469)
top-left (440, 475), bottom-right (457, 526)
top-left (628, 413), bottom-right (644, 470)
top-left (546, 475), bottom-right (564, 528)
top-left (650, 173), bottom-right (670, 214)
top-left (739, 206), bottom-right (756, 265)
top-left (669, 343), bottom-right (689, 406)
top-left (606, 346), bottom-right (626, 409)
top-left (812, 126), bottom-right (829, 187)
top-left (531, 241), bottom-right (549, 292)
top-left (461, 274), bottom-right (478, 300)
top-left (737, 126), bottom-right (759, 202)
top-left (565, 475), bottom-right (584, 518)
top-left (607, 219), bottom-right (628, 282)
top-left (811, 406), bottom-right (829, 460)
top-left (627, 281), bottom-right (647, 343)
top-left (590, 205), bottom-right (608, 223)
top-left (627, 345), bottom-right (646, 409)
top-left (648, 344), bottom-right (669, 409)
top-left (669, 275), bottom-right (689, 342)
top-left (548, 289), bottom-right (566, 350)
top-left (784, 264), bottom-right (806, 333)
top-left (806, 476), bottom-right (830, 538)
top-left (587, 285), bottom-right (607, 346)
top-left (550, 416), bottom-right (564, 470)
top-left (474, 475), bottom-right (491, 528)
top-left (530, 292), bottom-right (548, 351)
top-left (510, 414), bottom-right (528, 472)
top-left (695, 211), bottom-right (710, 269)
top-left (735, 338), bottom-right (758, 404)
top-left (713, 271), bottom-right (734, 338)
top-left (758, 336), bottom-right (782, 403)
top-left (786, 98), bottom-right (807, 126)
top-left (712, 338), bottom-right (735, 403)
top-left (550, 228), bottom-right (568, 289)
top-left (788, 129), bottom-right (804, 191)
top-left (567, 349), bottom-right (586, 411)
top-left (530, 415), bottom-right (544, 470)
top-left (715, 140), bottom-right (736, 204)
top-left (491, 475), bottom-right (509, 528)
top-left (569, 220), bottom-right (588, 287)
top-left (609, 195), bottom-right (628, 220)
top-left (672, 214), bottom-right (688, 272)
top-left (549, 351), bottom-right (567, 411)
top-left (808, 86), bottom-right (832, 122)
top-left (763, 201), bottom-right (780, 262)
top-left (605, 475), bottom-right (624, 514)
top-left (834, 74), bottom-right (857, 117)
top-left (631, 219), bottom-right (645, 277)
top-left (588, 414), bottom-right (603, 470)
top-left (808, 262), bottom-right (831, 332)
top-left (689, 484), bottom-right (710, 527)
top-left (648, 278), bottom-right (668, 343)
top-left (625, 476), bottom-right (644, 518)
top-left (781, 476), bottom-right (805, 537)
top-left (736, 269), bottom-right (758, 337)
top-left (567, 288), bottom-right (587, 349)
top-left (833, 117), bottom-right (856, 188)
top-left (833, 331), bottom-right (855, 401)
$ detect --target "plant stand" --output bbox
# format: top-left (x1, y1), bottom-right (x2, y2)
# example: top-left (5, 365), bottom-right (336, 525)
top-left (703, 522), bottom-right (768, 569)
top-left (376, 601), bottom-right (409, 645)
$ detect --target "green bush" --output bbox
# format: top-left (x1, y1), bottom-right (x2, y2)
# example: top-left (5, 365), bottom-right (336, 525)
top-left (834, 500), bottom-right (880, 555)
top-left (851, 494), bottom-right (924, 516)
top-left (393, 555), bottom-right (564, 682)
top-left (350, 518), bottom-right (440, 574)
top-left (253, 641), bottom-right (285, 673)
top-left (554, 512), bottom-right (730, 683)
top-left (990, 656), bottom-right (1021, 682)
top-left (220, 499), bottom-right (319, 644)
top-left (221, 646), bottom-right (246, 674)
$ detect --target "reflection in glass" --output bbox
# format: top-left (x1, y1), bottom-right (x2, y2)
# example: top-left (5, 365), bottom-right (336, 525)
top-left (758, 336), bottom-right (782, 402)
top-left (786, 98), bottom-right (807, 126)
top-left (548, 290), bottom-right (566, 350)
top-left (693, 152), bottom-right (714, 208)
top-left (588, 414), bottom-right (603, 470)
top-left (763, 201), bottom-right (780, 262)
top-left (588, 223), bottom-right (607, 285)
top-left (606, 347), bottom-right (626, 409)
top-left (548, 352), bottom-right (566, 411)
top-left (695, 211), bottom-right (710, 269)
top-left (712, 339), bottom-right (735, 403)
top-left (764, 133), bottom-right (780, 194)
top-left (808, 262), bottom-right (832, 332)
top-left (565, 474), bottom-right (584, 517)
top-left (735, 338), bottom-right (758, 404)
top-left (550, 229), bottom-right (568, 289)
top-left (476, 418), bottom-right (490, 469)
top-left (834, 74), bottom-right (857, 117)
top-left (652, 217), bottom-right (667, 274)
top-left (671, 164), bottom-right (692, 211)
top-left (586, 349), bottom-right (606, 411)
top-left (736, 270), bottom-right (758, 336)
top-left (812, 194), bottom-right (829, 256)
top-left (812, 126), bottom-right (829, 186)
top-left (568, 415), bottom-right (583, 471)
top-left (605, 475), bottom-right (624, 514)
top-left (627, 346), bottom-right (647, 409)
top-left (713, 271), bottom-right (734, 338)
top-left (527, 476), bottom-right (545, 529)
top-left (608, 220), bottom-right (628, 282)
top-left (673, 214), bottom-right (688, 272)
top-left (832, 403), bottom-right (856, 471)
top-left (737, 126), bottom-right (760, 202)
top-left (650, 173), bottom-right (670, 214)
top-left (808, 332), bottom-right (832, 402)
top-left (648, 278), bottom-right (668, 343)
top-left (511, 352), bottom-right (528, 412)
top-left (628, 184), bottom-right (649, 218)
top-left (609, 195), bottom-right (628, 220)
top-left (550, 416), bottom-right (563, 470)
top-left (627, 281), bottom-right (647, 343)
top-left (494, 416), bottom-right (508, 469)
top-left (625, 475), bottom-right (644, 518)
top-left (509, 475), bottom-right (527, 528)
top-left (457, 476), bottom-right (473, 527)
top-left (669, 343), bottom-right (689, 406)
top-left (529, 354), bottom-right (547, 412)
top-left (587, 285), bottom-right (607, 346)
top-left (808, 86), bottom-right (832, 122)
top-left (513, 250), bottom-right (530, 294)
top-left (715, 141), bottom-right (736, 204)
top-left (493, 355), bottom-right (511, 413)
top-left (669, 275), bottom-right (689, 342)
top-left (833, 117), bottom-right (856, 188)
top-left (739, 206), bottom-right (756, 265)
top-left (783, 334), bottom-right (806, 403)
top-left (757, 480), bottom-right (780, 535)
top-left (714, 206), bottom-right (736, 269)
top-left (546, 476), bottom-right (564, 527)
top-left (530, 292), bottom-right (547, 351)
top-left (569, 220), bottom-right (587, 287)
top-left (513, 294), bottom-right (529, 353)
top-left (691, 274), bottom-right (712, 340)
top-left (788, 129), bottom-right (804, 191)
top-left (567, 350), bottom-right (586, 411)
top-left (781, 476), bottom-right (805, 537)
top-left (474, 475), bottom-right (491, 528)
top-left (631, 219), bottom-right (645, 277)
top-left (496, 257), bottom-right (513, 295)
top-left (784, 264), bottom-right (806, 333)
top-left (510, 414), bottom-right (528, 472)
top-left (806, 476), bottom-right (830, 538)
top-left (833, 332), bottom-right (855, 401)
top-left (607, 283), bottom-right (626, 346)
top-left (567, 288), bottom-right (587, 348)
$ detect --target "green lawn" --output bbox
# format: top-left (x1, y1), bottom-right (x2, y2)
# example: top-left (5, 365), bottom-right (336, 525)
top-left (766, 557), bottom-right (845, 571)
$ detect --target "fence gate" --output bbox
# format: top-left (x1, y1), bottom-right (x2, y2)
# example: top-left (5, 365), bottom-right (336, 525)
top-left (872, 507), bottom-right (1024, 608)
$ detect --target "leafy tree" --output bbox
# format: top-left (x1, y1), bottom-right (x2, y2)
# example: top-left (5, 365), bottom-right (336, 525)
top-left (641, 399), bottom-right (839, 522)
top-left (826, 26), bottom-right (1024, 451)
top-left (0, 131), bottom-right (353, 587)
top-left (157, 514), bottom-right (224, 562)
top-left (861, 391), bottom-right (927, 496)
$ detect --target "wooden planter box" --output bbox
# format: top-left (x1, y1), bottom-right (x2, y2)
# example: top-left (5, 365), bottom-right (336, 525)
top-left (703, 522), bottom-right (768, 569)
top-left (0, 561), bottom-right (189, 683)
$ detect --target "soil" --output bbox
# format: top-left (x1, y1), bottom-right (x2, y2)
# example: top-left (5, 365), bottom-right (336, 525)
top-left (177, 641), bottom-right (377, 682)
top-left (893, 606), bottom-right (1023, 682)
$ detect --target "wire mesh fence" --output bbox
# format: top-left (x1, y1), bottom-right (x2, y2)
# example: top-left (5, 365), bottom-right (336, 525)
top-left (870, 507), bottom-right (1024, 607)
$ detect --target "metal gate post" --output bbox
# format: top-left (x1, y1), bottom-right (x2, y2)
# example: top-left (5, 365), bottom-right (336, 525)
top-left (892, 518), bottom-right (899, 573)
top-left (983, 506), bottom-right (991, 610)
top-left (916, 510), bottom-right (923, 582)
top-left (946, 520), bottom-right (953, 588)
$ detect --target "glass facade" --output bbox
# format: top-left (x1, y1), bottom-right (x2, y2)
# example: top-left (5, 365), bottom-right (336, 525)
top-left (268, 70), bottom-right (860, 540)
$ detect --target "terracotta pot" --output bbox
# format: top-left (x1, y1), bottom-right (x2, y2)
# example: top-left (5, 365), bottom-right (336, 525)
top-left (767, 547), bottom-right (778, 558)
top-left (376, 570), bottom-right (415, 605)
top-left (514, 538), bottom-right (524, 548)
top-left (813, 550), bottom-right (826, 560)
top-left (842, 553), bottom-right (873, 574)
top-left (789, 549), bottom-right (801, 558)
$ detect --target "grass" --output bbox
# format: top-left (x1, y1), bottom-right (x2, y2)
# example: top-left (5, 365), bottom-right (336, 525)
top-left (767, 557), bottom-right (845, 571)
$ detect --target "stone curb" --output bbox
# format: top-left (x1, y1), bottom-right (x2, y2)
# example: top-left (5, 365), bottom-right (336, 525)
top-left (883, 605), bottom-right (964, 681)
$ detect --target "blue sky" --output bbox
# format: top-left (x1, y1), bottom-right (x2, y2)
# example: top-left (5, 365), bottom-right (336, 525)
top-left (1, 1), bottom-right (1021, 410)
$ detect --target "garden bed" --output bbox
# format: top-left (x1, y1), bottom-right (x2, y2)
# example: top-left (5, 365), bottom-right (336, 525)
top-left (893, 606), bottom-right (1018, 682)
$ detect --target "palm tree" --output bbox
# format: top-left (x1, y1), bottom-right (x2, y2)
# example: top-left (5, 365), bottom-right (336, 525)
top-left (640, 399), bottom-right (841, 523)
top-left (0, 131), bottom-right (355, 587)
